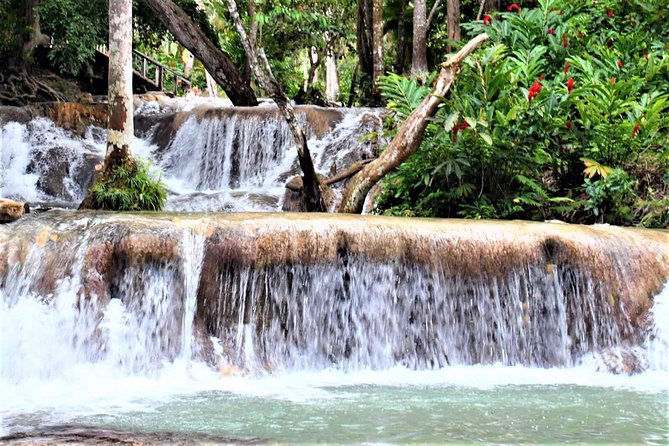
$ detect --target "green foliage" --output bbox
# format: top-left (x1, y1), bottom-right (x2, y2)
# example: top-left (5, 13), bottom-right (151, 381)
top-left (206, 0), bottom-right (356, 100)
top-left (377, 0), bottom-right (669, 227)
top-left (0, 0), bottom-right (22, 61)
top-left (90, 159), bottom-right (167, 211)
top-left (38, 0), bottom-right (108, 75)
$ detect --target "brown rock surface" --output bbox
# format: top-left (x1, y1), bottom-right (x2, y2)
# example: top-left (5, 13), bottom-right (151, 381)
top-left (0, 199), bottom-right (28, 223)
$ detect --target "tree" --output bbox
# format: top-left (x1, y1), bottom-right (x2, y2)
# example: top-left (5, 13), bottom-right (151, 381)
top-left (411, 0), bottom-right (428, 77)
top-left (394, 0), bottom-right (407, 73)
top-left (225, 0), bottom-right (325, 212)
top-left (372, 0), bottom-right (384, 95)
top-left (80, 0), bottom-right (166, 211)
top-left (356, 0), bottom-right (374, 102)
top-left (105, 0), bottom-right (134, 173)
top-left (446, 0), bottom-right (460, 52)
top-left (339, 33), bottom-right (489, 213)
top-left (141, 0), bottom-right (258, 106)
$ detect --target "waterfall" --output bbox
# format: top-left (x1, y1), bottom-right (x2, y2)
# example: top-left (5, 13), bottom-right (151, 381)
top-left (180, 227), bottom-right (206, 360)
top-left (1, 213), bottom-right (666, 382)
top-left (0, 106), bottom-right (383, 211)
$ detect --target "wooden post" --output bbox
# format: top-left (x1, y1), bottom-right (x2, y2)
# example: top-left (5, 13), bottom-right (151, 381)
top-left (141, 57), bottom-right (147, 77)
top-left (173, 73), bottom-right (178, 95)
top-left (157, 66), bottom-right (163, 90)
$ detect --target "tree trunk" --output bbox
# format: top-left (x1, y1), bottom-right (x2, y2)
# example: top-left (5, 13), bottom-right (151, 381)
top-left (242, 0), bottom-right (258, 83)
top-left (225, 0), bottom-right (325, 212)
top-left (79, 0), bottom-right (136, 209)
top-left (142, 0), bottom-right (258, 106)
top-left (356, 0), bottom-right (374, 103)
top-left (105, 0), bottom-right (135, 173)
top-left (325, 48), bottom-right (340, 102)
top-left (338, 33), bottom-right (489, 213)
top-left (372, 0), bottom-right (384, 95)
top-left (394, 0), bottom-right (407, 74)
top-left (20, 0), bottom-right (49, 69)
top-left (447, 0), bottom-right (461, 52)
top-left (411, 0), bottom-right (428, 77)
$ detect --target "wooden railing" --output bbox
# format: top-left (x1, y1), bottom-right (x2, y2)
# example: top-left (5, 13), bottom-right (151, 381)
top-left (132, 50), bottom-right (192, 96)
top-left (97, 46), bottom-right (192, 96)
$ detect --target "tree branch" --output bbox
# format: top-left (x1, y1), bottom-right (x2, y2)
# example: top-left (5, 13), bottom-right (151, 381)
top-left (338, 33), bottom-right (489, 213)
top-left (426, 0), bottom-right (442, 30)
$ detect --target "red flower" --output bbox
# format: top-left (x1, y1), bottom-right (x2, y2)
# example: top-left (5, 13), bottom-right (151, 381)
top-left (528, 80), bottom-right (542, 101)
top-left (539, 74), bottom-right (544, 81)
top-left (606, 8), bottom-right (614, 18)
top-left (567, 78), bottom-right (574, 93)
top-left (617, 60), bottom-right (623, 69)
top-left (564, 61), bottom-right (570, 73)
top-left (632, 123), bottom-right (640, 137)
top-left (562, 34), bottom-right (568, 48)
top-left (610, 77), bottom-right (616, 84)
top-left (483, 15), bottom-right (492, 25)
top-left (577, 32), bottom-right (584, 39)
top-left (566, 120), bottom-right (572, 130)
top-left (548, 28), bottom-right (555, 35)
top-left (452, 120), bottom-right (471, 140)
top-left (508, 4), bottom-right (521, 12)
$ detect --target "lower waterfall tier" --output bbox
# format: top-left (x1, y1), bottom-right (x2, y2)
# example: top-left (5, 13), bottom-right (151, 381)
top-left (1, 212), bottom-right (668, 377)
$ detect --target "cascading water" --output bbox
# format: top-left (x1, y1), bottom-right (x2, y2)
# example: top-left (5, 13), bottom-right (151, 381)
top-left (0, 105), bottom-right (383, 211)
top-left (1, 213), bottom-right (667, 443)
top-left (1, 103), bottom-right (668, 443)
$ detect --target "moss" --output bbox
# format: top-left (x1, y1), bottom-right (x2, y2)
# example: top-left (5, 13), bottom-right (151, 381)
top-left (88, 158), bottom-right (167, 211)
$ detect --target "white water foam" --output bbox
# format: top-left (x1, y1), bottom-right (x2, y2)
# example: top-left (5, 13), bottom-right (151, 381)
top-left (0, 118), bottom-right (159, 204)
top-left (0, 122), bottom-right (40, 201)
top-left (2, 268), bottom-right (667, 434)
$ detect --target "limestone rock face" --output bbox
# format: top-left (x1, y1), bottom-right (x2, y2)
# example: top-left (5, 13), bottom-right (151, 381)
top-left (0, 199), bottom-right (28, 223)
top-left (27, 102), bottom-right (108, 136)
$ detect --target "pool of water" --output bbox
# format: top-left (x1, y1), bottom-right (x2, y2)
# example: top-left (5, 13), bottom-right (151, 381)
top-left (3, 366), bottom-right (668, 444)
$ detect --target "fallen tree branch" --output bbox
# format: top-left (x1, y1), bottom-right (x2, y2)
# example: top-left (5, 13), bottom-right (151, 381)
top-left (338, 33), bottom-right (489, 213)
top-left (325, 159), bottom-right (374, 186)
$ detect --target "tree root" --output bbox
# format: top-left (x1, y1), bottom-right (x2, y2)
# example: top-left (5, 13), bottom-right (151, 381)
top-left (0, 72), bottom-right (67, 106)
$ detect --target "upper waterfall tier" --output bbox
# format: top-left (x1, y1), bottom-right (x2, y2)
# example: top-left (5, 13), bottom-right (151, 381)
top-left (0, 104), bottom-right (385, 211)
top-left (2, 212), bottom-right (667, 374)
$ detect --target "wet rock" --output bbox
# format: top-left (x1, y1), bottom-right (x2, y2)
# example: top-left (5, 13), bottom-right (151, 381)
top-left (27, 148), bottom-right (102, 201)
top-left (0, 199), bottom-right (28, 223)
top-left (282, 176), bottom-right (335, 212)
top-left (0, 106), bottom-right (32, 126)
top-left (134, 111), bottom-right (180, 153)
top-left (0, 425), bottom-right (263, 445)
top-left (594, 346), bottom-right (649, 375)
top-left (27, 102), bottom-right (108, 136)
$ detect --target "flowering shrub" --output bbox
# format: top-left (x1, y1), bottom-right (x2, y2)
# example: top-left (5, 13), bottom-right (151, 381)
top-left (376, 0), bottom-right (668, 227)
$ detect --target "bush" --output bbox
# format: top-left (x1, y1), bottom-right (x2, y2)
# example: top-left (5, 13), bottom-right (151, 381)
top-left (89, 159), bottom-right (167, 211)
top-left (376, 0), bottom-right (669, 228)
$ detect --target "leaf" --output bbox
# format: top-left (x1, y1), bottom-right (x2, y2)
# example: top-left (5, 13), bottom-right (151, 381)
top-left (443, 112), bottom-right (459, 132)
top-left (480, 133), bottom-right (493, 146)
top-left (581, 158), bottom-right (613, 179)
top-left (464, 117), bottom-right (477, 128)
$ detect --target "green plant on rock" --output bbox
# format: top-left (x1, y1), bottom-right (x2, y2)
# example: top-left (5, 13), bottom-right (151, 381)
top-left (89, 159), bottom-right (167, 211)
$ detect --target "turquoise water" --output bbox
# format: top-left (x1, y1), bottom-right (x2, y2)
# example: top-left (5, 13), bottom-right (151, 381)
top-left (71, 381), bottom-right (667, 444)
